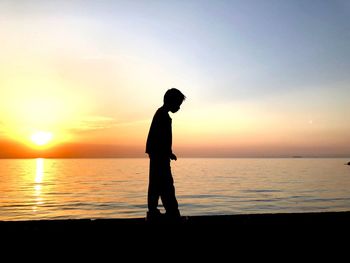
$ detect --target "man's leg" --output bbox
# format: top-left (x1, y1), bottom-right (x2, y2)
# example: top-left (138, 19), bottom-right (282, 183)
top-left (147, 158), bottom-right (162, 219)
top-left (161, 183), bottom-right (180, 218)
top-left (160, 162), bottom-right (181, 218)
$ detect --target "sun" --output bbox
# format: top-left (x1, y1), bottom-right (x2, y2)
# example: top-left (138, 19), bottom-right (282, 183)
top-left (31, 131), bottom-right (53, 146)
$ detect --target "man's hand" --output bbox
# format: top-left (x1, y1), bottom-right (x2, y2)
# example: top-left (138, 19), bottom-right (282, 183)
top-left (170, 153), bottom-right (177, 161)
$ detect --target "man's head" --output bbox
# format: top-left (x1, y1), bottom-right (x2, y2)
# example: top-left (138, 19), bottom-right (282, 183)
top-left (163, 88), bottom-right (186, 113)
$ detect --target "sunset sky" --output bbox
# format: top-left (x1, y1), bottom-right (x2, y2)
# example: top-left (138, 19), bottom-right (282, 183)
top-left (1, 0), bottom-right (349, 158)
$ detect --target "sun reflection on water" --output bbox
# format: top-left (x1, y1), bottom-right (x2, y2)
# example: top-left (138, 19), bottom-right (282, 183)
top-left (35, 158), bottom-right (44, 183)
top-left (33, 158), bottom-right (44, 212)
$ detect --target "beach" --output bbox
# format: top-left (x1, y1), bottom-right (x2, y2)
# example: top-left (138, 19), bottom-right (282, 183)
top-left (2, 211), bottom-right (348, 257)
top-left (2, 211), bottom-right (349, 235)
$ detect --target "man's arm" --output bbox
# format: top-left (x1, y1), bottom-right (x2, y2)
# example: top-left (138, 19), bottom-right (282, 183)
top-left (170, 152), bottom-right (177, 161)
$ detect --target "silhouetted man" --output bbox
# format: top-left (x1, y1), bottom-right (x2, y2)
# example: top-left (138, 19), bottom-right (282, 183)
top-left (146, 88), bottom-right (186, 221)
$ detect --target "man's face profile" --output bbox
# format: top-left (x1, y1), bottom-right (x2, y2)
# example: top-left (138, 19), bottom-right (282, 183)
top-left (169, 102), bottom-right (181, 113)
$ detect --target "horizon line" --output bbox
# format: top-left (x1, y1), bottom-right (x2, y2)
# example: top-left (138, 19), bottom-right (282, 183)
top-left (1, 155), bottom-right (349, 159)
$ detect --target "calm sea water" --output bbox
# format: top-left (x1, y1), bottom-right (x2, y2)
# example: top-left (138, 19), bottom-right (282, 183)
top-left (0, 158), bottom-right (349, 221)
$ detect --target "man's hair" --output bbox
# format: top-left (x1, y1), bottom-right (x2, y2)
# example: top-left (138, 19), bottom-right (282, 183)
top-left (164, 88), bottom-right (186, 105)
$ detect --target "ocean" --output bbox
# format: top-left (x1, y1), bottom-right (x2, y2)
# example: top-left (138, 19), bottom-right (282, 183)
top-left (0, 158), bottom-right (349, 221)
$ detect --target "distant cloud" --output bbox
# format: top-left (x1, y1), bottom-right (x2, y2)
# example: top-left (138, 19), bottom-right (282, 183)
top-left (81, 54), bottom-right (107, 61)
top-left (69, 116), bottom-right (118, 133)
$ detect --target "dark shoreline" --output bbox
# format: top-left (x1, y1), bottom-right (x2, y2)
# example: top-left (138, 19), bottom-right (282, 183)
top-left (2, 212), bottom-right (349, 253)
top-left (2, 211), bottom-right (349, 234)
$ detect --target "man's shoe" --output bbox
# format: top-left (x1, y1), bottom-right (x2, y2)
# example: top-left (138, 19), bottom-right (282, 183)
top-left (146, 210), bottom-right (164, 222)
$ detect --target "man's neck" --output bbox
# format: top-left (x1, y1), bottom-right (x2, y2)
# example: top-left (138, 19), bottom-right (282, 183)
top-left (161, 104), bottom-right (170, 113)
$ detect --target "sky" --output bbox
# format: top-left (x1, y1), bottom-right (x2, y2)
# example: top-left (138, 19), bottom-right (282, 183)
top-left (1, 0), bottom-right (349, 158)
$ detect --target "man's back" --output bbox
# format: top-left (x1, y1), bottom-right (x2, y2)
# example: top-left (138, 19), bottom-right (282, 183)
top-left (146, 106), bottom-right (172, 157)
